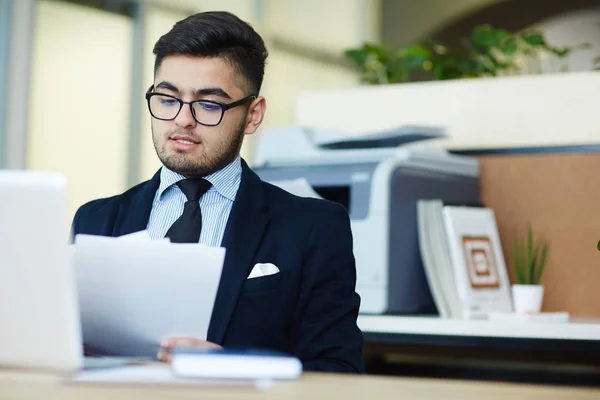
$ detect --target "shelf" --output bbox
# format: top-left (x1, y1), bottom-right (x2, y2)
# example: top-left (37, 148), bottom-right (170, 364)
top-left (358, 315), bottom-right (600, 341)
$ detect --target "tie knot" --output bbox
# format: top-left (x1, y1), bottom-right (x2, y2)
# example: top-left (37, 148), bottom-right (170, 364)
top-left (176, 179), bottom-right (212, 202)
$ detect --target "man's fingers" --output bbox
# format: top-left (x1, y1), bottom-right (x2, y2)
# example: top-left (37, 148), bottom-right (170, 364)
top-left (203, 341), bottom-right (223, 350)
top-left (156, 350), bottom-right (171, 363)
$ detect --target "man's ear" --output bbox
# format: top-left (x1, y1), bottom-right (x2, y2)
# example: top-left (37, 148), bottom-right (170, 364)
top-left (244, 96), bottom-right (266, 135)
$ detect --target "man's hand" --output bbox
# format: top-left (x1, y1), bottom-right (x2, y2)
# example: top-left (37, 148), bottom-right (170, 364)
top-left (157, 337), bottom-right (223, 362)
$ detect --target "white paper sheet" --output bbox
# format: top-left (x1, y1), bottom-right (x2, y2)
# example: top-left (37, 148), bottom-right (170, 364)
top-left (73, 233), bottom-right (225, 357)
top-left (70, 364), bottom-right (266, 388)
top-left (268, 178), bottom-right (323, 199)
top-left (75, 231), bottom-right (171, 244)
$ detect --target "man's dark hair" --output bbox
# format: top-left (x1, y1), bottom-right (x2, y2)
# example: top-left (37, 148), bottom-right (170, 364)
top-left (153, 11), bottom-right (268, 94)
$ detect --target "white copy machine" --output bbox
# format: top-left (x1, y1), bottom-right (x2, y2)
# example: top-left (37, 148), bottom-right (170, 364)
top-left (252, 126), bottom-right (480, 315)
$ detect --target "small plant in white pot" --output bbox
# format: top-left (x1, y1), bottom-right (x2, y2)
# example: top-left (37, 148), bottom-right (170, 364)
top-left (509, 226), bottom-right (549, 314)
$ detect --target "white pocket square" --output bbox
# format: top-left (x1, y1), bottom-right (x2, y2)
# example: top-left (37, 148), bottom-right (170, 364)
top-left (247, 263), bottom-right (280, 279)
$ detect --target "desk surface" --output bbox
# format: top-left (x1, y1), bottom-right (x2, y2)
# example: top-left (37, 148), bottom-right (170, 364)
top-left (1, 368), bottom-right (600, 400)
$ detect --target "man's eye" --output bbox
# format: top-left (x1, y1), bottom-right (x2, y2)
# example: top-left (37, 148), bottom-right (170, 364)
top-left (160, 98), bottom-right (179, 106)
top-left (196, 102), bottom-right (221, 112)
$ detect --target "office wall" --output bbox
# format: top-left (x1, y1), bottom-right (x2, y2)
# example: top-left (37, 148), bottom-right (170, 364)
top-left (0, 0), bottom-right (11, 167)
top-left (265, 0), bottom-right (379, 52)
top-left (381, 0), bottom-right (506, 48)
top-left (534, 8), bottom-right (600, 73)
top-left (2, 0), bottom-right (34, 170)
top-left (147, 0), bottom-right (257, 22)
top-left (28, 0), bottom-right (132, 218)
top-left (252, 0), bottom-right (380, 161)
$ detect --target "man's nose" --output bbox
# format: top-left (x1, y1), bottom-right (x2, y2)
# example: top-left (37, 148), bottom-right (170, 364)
top-left (174, 104), bottom-right (197, 129)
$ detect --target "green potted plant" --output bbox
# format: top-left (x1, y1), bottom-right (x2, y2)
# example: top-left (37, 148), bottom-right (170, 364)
top-left (509, 225), bottom-right (550, 314)
top-left (343, 24), bottom-right (591, 84)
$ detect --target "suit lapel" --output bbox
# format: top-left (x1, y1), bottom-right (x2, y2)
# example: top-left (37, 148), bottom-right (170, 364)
top-left (207, 159), bottom-right (270, 343)
top-left (112, 170), bottom-right (161, 236)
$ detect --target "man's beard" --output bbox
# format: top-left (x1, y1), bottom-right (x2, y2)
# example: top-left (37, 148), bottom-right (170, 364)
top-left (152, 121), bottom-right (245, 178)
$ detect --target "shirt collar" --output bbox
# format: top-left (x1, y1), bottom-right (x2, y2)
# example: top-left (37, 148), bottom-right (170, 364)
top-left (157, 156), bottom-right (242, 202)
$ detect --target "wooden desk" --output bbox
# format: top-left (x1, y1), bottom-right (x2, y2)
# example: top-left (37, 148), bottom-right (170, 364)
top-left (1, 368), bottom-right (600, 400)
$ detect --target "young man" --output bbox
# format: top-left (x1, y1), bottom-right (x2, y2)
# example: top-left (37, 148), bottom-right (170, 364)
top-left (72, 11), bottom-right (364, 373)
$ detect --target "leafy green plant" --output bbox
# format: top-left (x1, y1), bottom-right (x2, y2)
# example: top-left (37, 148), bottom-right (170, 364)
top-left (344, 24), bottom-right (591, 84)
top-left (510, 225), bottom-right (549, 285)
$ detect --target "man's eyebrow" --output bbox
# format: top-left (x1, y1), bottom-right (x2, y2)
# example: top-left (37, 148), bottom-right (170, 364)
top-left (155, 81), bottom-right (179, 93)
top-left (154, 82), bottom-right (232, 100)
top-left (193, 87), bottom-right (232, 100)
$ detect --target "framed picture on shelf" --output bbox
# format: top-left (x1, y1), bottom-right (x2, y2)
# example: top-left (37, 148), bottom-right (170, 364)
top-left (442, 206), bottom-right (513, 316)
top-left (461, 236), bottom-right (500, 289)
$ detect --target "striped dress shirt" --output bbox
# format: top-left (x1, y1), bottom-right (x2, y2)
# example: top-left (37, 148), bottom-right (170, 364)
top-left (146, 157), bottom-right (242, 247)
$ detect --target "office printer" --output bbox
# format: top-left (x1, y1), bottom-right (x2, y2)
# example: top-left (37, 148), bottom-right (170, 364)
top-left (252, 126), bottom-right (480, 315)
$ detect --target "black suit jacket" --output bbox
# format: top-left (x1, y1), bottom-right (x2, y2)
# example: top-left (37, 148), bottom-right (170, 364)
top-left (72, 159), bottom-right (364, 373)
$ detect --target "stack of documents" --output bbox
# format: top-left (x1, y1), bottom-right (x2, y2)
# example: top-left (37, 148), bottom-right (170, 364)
top-left (417, 200), bottom-right (513, 319)
top-left (170, 348), bottom-right (303, 380)
top-left (72, 231), bottom-right (225, 357)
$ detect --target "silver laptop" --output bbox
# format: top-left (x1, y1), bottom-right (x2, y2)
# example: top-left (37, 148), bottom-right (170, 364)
top-left (0, 170), bottom-right (145, 373)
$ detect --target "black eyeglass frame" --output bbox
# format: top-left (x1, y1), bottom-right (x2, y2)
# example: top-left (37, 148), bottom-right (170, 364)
top-left (145, 85), bottom-right (257, 127)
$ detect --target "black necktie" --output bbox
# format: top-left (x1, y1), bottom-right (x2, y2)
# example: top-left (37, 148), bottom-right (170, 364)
top-left (165, 179), bottom-right (212, 243)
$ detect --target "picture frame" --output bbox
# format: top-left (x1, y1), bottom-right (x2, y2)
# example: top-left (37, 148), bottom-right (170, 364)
top-left (461, 236), bottom-right (500, 289)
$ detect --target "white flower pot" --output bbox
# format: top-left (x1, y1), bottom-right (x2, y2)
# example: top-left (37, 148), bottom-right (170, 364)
top-left (512, 284), bottom-right (544, 314)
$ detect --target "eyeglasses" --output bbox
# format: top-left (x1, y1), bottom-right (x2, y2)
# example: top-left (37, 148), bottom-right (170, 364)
top-left (145, 85), bottom-right (256, 127)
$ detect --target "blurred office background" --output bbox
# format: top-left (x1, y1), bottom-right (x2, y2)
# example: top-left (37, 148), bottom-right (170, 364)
top-left (0, 0), bottom-right (599, 217)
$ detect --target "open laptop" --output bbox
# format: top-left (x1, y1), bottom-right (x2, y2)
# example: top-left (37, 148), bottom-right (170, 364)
top-left (0, 170), bottom-right (145, 373)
